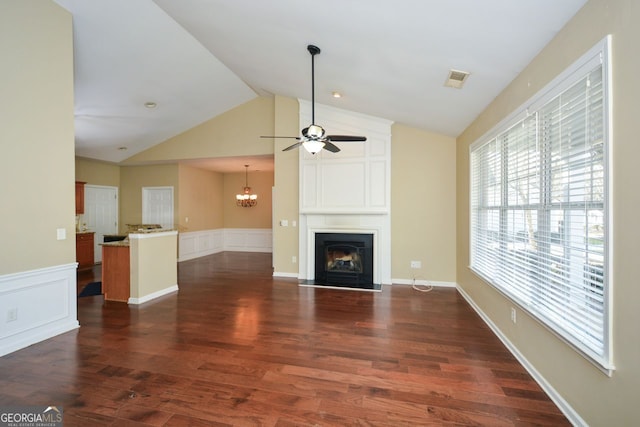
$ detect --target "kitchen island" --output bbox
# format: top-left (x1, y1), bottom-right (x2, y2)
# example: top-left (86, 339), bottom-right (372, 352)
top-left (101, 229), bottom-right (178, 304)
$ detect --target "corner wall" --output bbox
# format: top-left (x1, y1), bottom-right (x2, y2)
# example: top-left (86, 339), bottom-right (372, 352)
top-left (0, 1), bottom-right (75, 275)
top-left (456, 0), bottom-right (640, 424)
top-left (0, 1), bottom-right (79, 355)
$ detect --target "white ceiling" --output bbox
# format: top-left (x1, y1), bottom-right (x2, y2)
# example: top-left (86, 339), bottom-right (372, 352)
top-left (55, 0), bottom-right (587, 172)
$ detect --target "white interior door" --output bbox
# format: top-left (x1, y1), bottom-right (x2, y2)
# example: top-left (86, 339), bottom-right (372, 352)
top-left (142, 186), bottom-right (174, 229)
top-left (84, 185), bottom-right (118, 263)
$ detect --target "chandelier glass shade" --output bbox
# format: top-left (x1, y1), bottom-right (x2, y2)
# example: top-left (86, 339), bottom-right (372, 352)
top-left (236, 165), bottom-right (257, 207)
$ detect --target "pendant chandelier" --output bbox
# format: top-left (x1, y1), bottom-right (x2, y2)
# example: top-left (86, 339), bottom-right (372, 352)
top-left (236, 164), bottom-right (257, 207)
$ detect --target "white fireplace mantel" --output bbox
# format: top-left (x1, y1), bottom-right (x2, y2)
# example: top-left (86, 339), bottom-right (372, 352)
top-left (297, 101), bottom-right (393, 285)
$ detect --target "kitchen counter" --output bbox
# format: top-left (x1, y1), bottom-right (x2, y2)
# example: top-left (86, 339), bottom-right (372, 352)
top-left (101, 240), bottom-right (129, 247)
top-left (100, 229), bottom-right (176, 247)
top-left (101, 230), bottom-right (178, 304)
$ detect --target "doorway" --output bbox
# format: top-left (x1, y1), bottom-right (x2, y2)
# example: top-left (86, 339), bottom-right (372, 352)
top-left (84, 185), bottom-right (118, 263)
top-left (142, 186), bottom-right (174, 230)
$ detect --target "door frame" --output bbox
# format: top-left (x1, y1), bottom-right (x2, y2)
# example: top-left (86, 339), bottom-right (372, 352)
top-left (142, 186), bottom-right (174, 229)
top-left (84, 184), bottom-right (119, 263)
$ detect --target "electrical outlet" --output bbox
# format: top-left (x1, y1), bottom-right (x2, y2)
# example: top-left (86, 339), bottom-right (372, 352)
top-left (510, 307), bottom-right (517, 323)
top-left (410, 260), bottom-right (421, 269)
top-left (7, 308), bottom-right (17, 323)
top-left (292, 256), bottom-right (297, 263)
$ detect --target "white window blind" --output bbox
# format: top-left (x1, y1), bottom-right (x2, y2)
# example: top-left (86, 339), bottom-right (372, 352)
top-left (470, 38), bottom-right (611, 371)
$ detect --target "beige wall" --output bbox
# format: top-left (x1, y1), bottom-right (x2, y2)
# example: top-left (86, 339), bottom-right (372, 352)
top-left (122, 96), bottom-right (275, 163)
top-left (177, 164), bottom-right (223, 232)
top-left (223, 171), bottom-right (274, 229)
top-left (75, 157), bottom-right (120, 187)
top-left (456, 0), bottom-right (639, 424)
top-left (129, 232), bottom-right (177, 299)
top-left (391, 124), bottom-right (456, 282)
top-left (119, 164), bottom-right (179, 233)
top-left (0, 2), bottom-right (74, 275)
top-left (272, 96), bottom-right (301, 273)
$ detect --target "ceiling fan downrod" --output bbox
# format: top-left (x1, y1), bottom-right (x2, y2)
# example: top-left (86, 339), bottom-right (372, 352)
top-left (308, 44), bottom-right (320, 126)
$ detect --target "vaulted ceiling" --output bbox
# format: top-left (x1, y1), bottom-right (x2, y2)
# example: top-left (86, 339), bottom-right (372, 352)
top-left (55, 0), bottom-right (587, 171)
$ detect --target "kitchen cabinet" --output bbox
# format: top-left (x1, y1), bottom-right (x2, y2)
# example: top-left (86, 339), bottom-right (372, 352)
top-left (76, 232), bottom-right (94, 270)
top-left (75, 181), bottom-right (85, 214)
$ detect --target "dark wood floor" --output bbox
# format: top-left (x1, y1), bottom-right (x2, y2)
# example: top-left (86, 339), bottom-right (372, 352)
top-left (0, 252), bottom-right (569, 426)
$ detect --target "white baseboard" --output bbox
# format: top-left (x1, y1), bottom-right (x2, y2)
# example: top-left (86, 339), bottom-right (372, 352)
top-left (0, 263), bottom-right (79, 357)
top-left (128, 284), bottom-right (179, 305)
top-left (273, 271), bottom-right (299, 279)
top-left (391, 278), bottom-right (457, 287)
top-left (456, 285), bottom-right (586, 427)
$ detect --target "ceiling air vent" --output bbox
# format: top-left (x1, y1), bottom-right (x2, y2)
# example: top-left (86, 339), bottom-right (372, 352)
top-left (444, 69), bottom-right (470, 89)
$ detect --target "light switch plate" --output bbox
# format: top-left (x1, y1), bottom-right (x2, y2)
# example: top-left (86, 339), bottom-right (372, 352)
top-left (56, 228), bottom-right (66, 240)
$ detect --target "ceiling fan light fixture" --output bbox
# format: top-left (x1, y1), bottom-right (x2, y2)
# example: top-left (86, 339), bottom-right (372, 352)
top-left (259, 44), bottom-right (366, 153)
top-left (306, 124), bottom-right (325, 139)
top-left (303, 140), bottom-right (325, 154)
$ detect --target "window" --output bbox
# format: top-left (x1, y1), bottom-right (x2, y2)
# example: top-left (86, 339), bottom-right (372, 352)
top-left (470, 37), bottom-right (612, 372)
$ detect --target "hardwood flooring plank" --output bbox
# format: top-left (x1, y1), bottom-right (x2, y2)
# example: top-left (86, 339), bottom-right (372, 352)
top-left (0, 252), bottom-right (569, 425)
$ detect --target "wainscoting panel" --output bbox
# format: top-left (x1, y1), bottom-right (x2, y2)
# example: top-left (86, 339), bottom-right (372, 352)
top-left (224, 228), bottom-right (272, 253)
top-left (178, 229), bottom-right (224, 262)
top-left (179, 229), bottom-right (272, 261)
top-left (0, 263), bottom-right (79, 357)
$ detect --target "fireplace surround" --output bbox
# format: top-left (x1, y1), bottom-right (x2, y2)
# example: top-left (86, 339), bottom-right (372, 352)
top-left (296, 101), bottom-right (392, 289)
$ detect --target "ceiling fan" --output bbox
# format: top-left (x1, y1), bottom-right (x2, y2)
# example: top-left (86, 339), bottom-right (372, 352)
top-left (261, 44), bottom-right (367, 154)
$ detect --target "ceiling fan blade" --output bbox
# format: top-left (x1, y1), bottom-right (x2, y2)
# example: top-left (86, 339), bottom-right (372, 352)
top-left (260, 135), bottom-right (300, 139)
top-left (282, 141), bottom-right (303, 151)
top-left (326, 135), bottom-right (367, 142)
top-left (322, 141), bottom-right (341, 153)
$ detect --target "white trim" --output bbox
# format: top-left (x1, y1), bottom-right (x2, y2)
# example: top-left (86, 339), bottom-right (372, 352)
top-left (178, 229), bottom-right (224, 262)
top-left (178, 228), bottom-right (273, 262)
top-left (602, 34), bottom-right (614, 375)
top-left (456, 285), bottom-right (587, 427)
top-left (128, 284), bottom-right (178, 305)
top-left (223, 228), bottom-right (272, 252)
top-left (0, 263), bottom-right (79, 357)
top-left (391, 279), bottom-right (457, 287)
top-left (273, 272), bottom-right (299, 279)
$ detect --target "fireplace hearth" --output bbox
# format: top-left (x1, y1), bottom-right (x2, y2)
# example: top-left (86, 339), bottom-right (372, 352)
top-left (308, 232), bottom-right (379, 290)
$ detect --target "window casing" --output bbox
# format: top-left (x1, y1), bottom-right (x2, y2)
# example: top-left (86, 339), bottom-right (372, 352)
top-left (470, 37), bottom-right (612, 372)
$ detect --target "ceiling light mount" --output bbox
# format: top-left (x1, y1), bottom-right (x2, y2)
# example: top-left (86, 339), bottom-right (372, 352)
top-left (144, 101), bottom-right (157, 109)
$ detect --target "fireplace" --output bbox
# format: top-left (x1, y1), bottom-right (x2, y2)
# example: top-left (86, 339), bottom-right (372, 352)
top-left (313, 233), bottom-right (376, 290)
